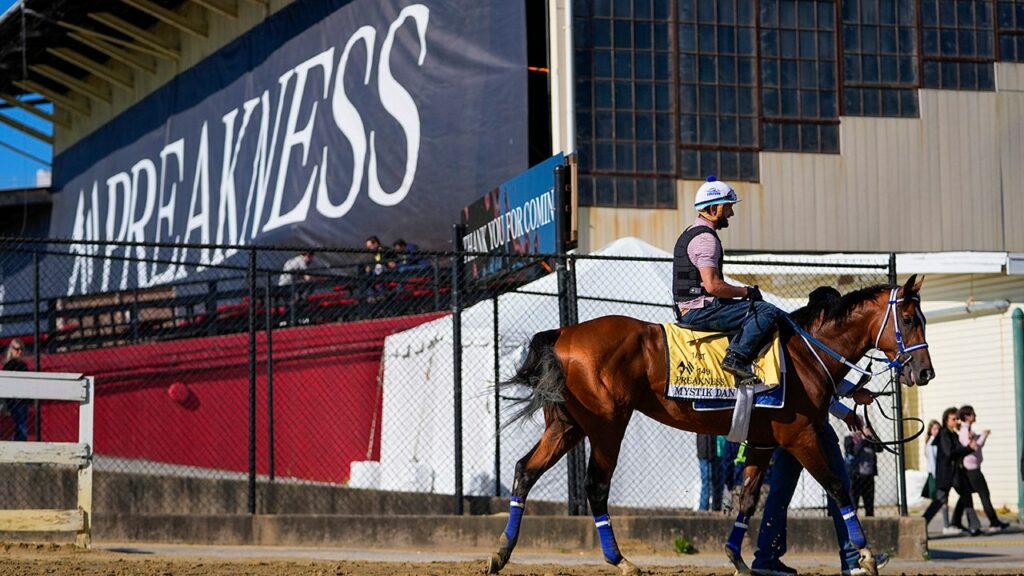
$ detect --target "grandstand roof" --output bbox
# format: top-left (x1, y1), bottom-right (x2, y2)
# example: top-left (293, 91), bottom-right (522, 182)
top-left (0, 0), bottom-right (188, 101)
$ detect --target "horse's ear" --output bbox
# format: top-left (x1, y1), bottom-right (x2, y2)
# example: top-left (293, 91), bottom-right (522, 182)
top-left (902, 274), bottom-right (919, 296)
top-left (913, 275), bottom-right (925, 293)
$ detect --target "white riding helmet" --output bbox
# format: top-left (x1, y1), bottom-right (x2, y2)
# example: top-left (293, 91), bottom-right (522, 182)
top-left (693, 176), bottom-right (739, 210)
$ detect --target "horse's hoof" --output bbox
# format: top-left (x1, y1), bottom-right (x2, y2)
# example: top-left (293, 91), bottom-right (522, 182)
top-left (485, 553), bottom-right (503, 574)
top-left (857, 548), bottom-right (879, 576)
top-left (725, 545), bottom-right (751, 576)
top-left (616, 558), bottom-right (642, 576)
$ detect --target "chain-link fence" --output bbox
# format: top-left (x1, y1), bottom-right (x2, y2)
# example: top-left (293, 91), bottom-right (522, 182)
top-left (0, 237), bottom-right (906, 518)
top-left (442, 245), bottom-right (903, 517)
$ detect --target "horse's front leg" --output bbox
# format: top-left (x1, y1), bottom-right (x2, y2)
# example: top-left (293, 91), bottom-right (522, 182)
top-left (725, 443), bottom-right (774, 575)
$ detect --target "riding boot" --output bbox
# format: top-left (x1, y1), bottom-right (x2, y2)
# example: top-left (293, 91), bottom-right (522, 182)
top-left (722, 350), bottom-right (757, 382)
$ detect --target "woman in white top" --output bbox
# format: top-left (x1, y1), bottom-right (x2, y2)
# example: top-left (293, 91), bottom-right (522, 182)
top-left (922, 419), bottom-right (955, 533)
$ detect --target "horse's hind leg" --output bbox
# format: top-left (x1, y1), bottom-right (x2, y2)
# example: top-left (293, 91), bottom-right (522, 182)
top-left (786, 427), bottom-right (879, 576)
top-left (487, 405), bottom-right (583, 574)
top-left (724, 444), bottom-right (774, 576)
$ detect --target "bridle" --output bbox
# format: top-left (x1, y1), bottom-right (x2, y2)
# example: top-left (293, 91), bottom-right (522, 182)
top-left (784, 287), bottom-right (930, 455)
top-left (855, 288), bottom-right (930, 454)
top-left (872, 288), bottom-right (929, 376)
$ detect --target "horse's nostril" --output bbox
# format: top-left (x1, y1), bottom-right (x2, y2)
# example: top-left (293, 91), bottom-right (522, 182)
top-left (921, 368), bottom-right (935, 382)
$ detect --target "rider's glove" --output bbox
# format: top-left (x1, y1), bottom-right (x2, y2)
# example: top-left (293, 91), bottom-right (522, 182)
top-left (746, 285), bottom-right (763, 302)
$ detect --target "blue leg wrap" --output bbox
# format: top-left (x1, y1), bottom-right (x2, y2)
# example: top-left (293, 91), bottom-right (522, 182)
top-left (840, 505), bottom-right (867, 549)
top-left (594, 514), bottom-right (623, 565)
top-left (503, 497), bottom-right (525, 542)
top-left (726, 512), bottom-right (748, 556)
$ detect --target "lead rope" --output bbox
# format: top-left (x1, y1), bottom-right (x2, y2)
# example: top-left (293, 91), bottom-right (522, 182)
top-left (858, 368), bottom-right (925, 455)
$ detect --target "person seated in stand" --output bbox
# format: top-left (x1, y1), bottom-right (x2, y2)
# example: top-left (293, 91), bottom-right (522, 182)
top-left (674, 176), bottom-right (786, 383)
top-left (387, 238), bottom-right (428, 273)
top-left (363, 236), bottom-right (385, 276)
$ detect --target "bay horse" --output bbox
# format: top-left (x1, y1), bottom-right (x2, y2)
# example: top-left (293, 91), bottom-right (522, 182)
top-left (487, 275), bottom-right (933, 576)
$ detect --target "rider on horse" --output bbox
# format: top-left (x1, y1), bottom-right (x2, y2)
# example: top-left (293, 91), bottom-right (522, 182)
top-left (673, 175), bottom-right (786, 382)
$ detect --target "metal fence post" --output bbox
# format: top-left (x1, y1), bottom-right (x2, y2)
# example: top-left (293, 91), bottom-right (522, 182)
top-left (451, 224), bottom-right (465, 515)
top-left (266, 272), bottom-right (275, 483)
top-left (553, 164), bottom-right (587, 516)
top-left (247, 249), bottom-right (257, 514)
top-left (206, 280), bottom-right (218, 337)
top-left (493, 295), bottom-right (501, 496)
top-left (889, 252), bottom-right (908, 516)
top-left (131, 286), bottom-right (140, 343)
top-left (33, 250), bottom-right (42, 441)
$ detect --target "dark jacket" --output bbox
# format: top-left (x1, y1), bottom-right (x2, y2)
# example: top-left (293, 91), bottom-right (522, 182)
top-left (3, 358), bottom-right (28, 372)
top-left (696, 433), bottom-right (718, 461)
top-left (844, 434), bottom-right (878, 477)
top-left (934, 427), bottom-right (973, 490)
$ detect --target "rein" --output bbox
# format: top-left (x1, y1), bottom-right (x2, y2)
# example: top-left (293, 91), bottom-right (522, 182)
top-left (857, 368), bottom-right (926, 455)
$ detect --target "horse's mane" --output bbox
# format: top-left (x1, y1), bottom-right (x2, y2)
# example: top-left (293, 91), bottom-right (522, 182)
top-left (788, 283), bottom-right (895, 329)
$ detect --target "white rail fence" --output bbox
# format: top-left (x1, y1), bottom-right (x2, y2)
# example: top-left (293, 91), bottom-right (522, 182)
top-left (0, 370), bottom-right (94, 547)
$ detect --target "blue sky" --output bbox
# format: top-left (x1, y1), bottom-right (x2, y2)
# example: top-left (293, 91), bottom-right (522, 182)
top-left (0, 0), bottom-right (53, 191)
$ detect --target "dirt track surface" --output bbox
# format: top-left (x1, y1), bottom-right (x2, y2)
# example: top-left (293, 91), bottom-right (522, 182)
top-left (3, 542), bottom-right (1024, 576)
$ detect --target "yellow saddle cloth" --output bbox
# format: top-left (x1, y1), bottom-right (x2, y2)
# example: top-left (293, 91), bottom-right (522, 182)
top-left (661, 324), bottom-right (783, 400)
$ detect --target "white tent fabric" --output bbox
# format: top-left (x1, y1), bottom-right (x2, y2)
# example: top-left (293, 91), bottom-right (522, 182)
top-left (370, 237), bottom-right (832, 509)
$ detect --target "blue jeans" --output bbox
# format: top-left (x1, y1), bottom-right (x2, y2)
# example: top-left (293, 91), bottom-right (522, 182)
top-left (699, 458), bottom-right (722, 511)
top-left (753, 425), bottom-right (860, 572)
top-left (680, 298), bottom-right (786, 361)
top-left (8, 399), bottom-right (29, 441)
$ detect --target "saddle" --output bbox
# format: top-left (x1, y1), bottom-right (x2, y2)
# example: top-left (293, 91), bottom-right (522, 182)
top-left (661, 324), bottom-right (784, 443)
top-left (661, 324), bottom-right (782, 400)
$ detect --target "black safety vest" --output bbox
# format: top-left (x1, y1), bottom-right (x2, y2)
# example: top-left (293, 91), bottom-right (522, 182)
top-left (673, 225), bottom-right (722, 302)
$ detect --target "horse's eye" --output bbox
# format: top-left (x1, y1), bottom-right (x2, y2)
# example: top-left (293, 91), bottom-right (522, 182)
top-left (902, 316), bottom-right (914, 328)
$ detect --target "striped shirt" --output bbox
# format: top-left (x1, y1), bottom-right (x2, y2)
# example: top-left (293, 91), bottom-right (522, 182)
top-left (677, 217), bottom-right (721, 310)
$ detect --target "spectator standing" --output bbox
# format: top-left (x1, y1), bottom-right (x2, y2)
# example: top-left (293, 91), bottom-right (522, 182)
top-left (844, 424), bottom-right (878, 517)
top-left (923, 407), bottom-right (979, 536)
top-left (696, 433), bottom-right (722, 511)
top-left (3, 339), bottom-right (30, 441)
top-left (279, 251), bottom-right (314, 286)
top-left (952, 405), bottom-right (1009, 532)
top-left (921, 419), bottom-right (948, 526)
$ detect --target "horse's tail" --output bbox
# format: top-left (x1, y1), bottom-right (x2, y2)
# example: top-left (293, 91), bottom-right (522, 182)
top-left (500, 329), bottom-right (566, 429)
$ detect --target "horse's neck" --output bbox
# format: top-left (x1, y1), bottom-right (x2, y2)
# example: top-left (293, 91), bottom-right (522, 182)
top-left (798, 307), bottom-right (876, 380)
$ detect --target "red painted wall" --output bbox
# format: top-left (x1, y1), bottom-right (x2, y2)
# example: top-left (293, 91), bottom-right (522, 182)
top-left (11, 313), bottom-right (443, 484)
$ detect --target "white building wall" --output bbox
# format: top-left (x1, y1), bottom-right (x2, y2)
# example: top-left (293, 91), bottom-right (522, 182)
top-left (918, 307), bottom-right (1022, 512)
top-left (912, 273), bottom-right (1024, 513)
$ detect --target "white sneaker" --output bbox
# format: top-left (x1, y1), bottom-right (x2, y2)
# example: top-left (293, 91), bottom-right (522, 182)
top-left (942, 526), bottom-right (964, 535)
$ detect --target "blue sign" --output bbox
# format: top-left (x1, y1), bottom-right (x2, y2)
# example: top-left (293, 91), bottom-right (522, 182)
top-left (461, 153), bottom-right (564, 283)
top-left (45, 0), bottom-right (527, 297)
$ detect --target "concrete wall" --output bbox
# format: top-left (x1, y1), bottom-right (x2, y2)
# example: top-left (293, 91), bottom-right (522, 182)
top-left (0, 466), bottom-right (681, 517)
top-left (0, 465), bottom-right (926, 558)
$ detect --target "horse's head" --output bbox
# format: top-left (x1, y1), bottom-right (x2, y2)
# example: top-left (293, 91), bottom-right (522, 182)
top-left (871, 274), bottom-right (934, 386)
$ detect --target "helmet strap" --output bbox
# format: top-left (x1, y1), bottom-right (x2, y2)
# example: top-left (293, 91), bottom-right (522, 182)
top-left (699, 205), bottom-right (721, 224)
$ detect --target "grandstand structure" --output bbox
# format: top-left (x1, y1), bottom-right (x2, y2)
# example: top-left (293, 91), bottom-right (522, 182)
top-left (0, 0), bottom-right (1022, 518)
